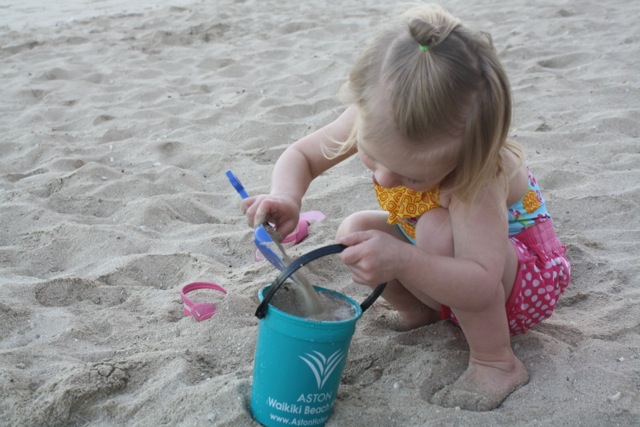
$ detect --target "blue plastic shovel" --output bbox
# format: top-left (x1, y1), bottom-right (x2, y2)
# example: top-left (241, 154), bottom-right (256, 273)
top-left (225, 170), bottom-right (324, 315)
top-left (226, 170), bottom-right (288, 270)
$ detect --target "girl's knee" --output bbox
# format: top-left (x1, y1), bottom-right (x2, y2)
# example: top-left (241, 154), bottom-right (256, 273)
top-left (415, 208), bottom-right (454, 256)
top-left (336, 210), bottom-right (394, 240)
top-left (337, 211), bottom-right (372, 239)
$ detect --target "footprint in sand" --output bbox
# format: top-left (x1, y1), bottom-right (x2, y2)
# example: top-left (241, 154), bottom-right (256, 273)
top-left (35, 277), bottom-right (128, 307)
top-left (341, 355), bottom-right (384, 387)
top-left (30, 361), bottom-right (130, 424)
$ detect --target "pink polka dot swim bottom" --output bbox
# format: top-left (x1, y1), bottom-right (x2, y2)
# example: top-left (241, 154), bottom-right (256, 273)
top-left (442, 219), bottom-right (571, 336)
top-left (506, 219), bottom-right (571, 335)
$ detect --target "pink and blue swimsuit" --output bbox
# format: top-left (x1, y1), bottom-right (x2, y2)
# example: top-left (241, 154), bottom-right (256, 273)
top-left (374, 168), bottom-right (571, 335)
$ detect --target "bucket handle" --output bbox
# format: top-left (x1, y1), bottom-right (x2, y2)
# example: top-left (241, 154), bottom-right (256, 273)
top-left (255, 244), bottom-right (386, 319)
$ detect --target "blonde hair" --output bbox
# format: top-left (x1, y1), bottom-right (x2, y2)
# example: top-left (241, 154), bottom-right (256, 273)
top-left (332, 4), bottom-right (522, 203)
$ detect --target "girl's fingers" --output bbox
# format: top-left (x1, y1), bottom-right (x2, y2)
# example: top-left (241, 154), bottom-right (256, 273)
top-left (338, 232), bottom-right (359, 247)
top-left (340, 242), bottom-right (364, 267)
top-left (339, 230), bottom-right (375, 248)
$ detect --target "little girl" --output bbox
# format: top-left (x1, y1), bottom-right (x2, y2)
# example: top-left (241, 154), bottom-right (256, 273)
top-left (243, 4), bottom-right (570, 411)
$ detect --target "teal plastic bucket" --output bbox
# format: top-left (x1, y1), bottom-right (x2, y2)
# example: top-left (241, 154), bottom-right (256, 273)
top-left (250, 244), bottom-right (385, 427)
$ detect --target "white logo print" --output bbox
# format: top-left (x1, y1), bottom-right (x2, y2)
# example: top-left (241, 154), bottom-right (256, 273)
top-left (299, 350), bottom-right (345, 390)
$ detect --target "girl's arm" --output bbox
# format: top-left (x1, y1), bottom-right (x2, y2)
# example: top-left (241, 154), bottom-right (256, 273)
top-left (244, 106), bottom-right (357, 235)
top-left (270, 106), bottom-right (356, 206)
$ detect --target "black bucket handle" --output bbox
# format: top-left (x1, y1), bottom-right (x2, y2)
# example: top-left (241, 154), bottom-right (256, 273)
top-left (255, 243), bottom-right (386, 319)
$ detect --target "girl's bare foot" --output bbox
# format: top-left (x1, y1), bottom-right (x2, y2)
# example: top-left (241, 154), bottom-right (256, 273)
top-left (430, 357), bottom-right (529, 411)
top-left (375, 303), bottom-right (440, 331)
top-left (396, 306), bottom-right (441, 331)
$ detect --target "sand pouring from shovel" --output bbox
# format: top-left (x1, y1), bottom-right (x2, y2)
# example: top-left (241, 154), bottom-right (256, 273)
top-left (226, 170), bottom-right (325, 317)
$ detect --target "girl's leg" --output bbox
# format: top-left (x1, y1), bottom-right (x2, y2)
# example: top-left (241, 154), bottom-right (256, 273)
top-left (409, 208), bottom-right (528, 411)
top-left (336, 210), bottom-right (441, 329)
top-left (430, 283), bottom-right (528, 411)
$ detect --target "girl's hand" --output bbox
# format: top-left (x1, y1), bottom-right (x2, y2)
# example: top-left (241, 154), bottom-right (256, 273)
top-left (339, 230), bottom-right (408, 286)
top-left (242, 194), bottom-right (300, 237)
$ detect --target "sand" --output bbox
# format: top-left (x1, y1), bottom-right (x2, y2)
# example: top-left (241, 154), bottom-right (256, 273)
top-left (1, 0), bottom-right (639, 425)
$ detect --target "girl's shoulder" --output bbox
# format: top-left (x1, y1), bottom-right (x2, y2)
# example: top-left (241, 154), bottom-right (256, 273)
top-left (503, 148), bottom-right (530, 206)
top-left (440, 147), bottom-right (529, 209)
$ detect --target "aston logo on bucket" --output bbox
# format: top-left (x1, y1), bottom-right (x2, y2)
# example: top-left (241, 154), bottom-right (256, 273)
top-left (299, 350), bottom-right (346, 390)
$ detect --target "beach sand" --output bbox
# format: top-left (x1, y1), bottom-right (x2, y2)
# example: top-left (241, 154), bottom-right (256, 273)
top-left (1, 0), bottom-right (639, 425)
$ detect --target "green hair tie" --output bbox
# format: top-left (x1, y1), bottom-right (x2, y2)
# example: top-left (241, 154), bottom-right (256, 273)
top-left (419, 45), bottom-right (429, 51)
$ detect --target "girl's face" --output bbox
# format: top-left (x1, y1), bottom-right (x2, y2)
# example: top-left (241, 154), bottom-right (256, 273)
top-left (356, 117), bottom-right (461, 192)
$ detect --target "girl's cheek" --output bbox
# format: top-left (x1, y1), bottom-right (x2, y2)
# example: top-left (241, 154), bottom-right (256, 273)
top-left (358, 152), bottom-right (374, 171)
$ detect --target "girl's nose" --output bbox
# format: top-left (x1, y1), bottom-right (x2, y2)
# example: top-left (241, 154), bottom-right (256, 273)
top-left (373, 169), bottom-right (399, 188)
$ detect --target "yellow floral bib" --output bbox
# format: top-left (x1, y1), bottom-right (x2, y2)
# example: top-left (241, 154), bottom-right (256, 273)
top-left (373, 183), bottom-right (441, 239)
